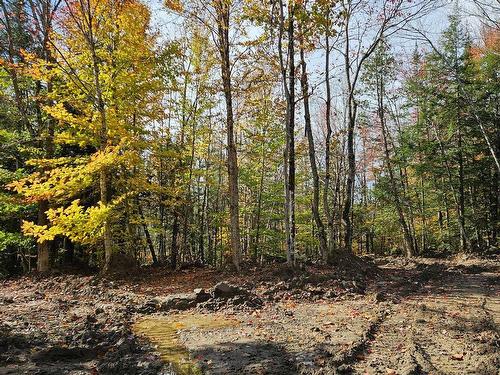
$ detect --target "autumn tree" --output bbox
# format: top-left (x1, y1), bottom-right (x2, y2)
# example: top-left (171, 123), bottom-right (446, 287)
top-left (13, 0), bottom-right (163, 271)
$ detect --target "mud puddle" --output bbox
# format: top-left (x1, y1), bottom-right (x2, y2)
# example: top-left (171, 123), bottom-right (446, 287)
top-left (133, 313), bottom-right (239, 374)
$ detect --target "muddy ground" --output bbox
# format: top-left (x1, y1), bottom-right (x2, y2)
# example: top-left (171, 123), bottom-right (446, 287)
top-left (1, 256), bottom-right (499, 375)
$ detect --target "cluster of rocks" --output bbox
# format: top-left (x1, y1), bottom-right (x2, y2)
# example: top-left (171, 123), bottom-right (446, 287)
top-left (260, 277), bottom-right (365, 302)
top-left (0, 275), bottom-right (170, 375)
top-left (142, 281), bottom-right (263, 313)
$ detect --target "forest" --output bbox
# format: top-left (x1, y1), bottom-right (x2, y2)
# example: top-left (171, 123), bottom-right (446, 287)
top-left (0, 0), bottom-right (499, 374)
top-left (0, 0), bottom-right (498, 274)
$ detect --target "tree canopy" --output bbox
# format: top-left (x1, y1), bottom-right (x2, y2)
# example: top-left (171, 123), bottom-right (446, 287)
top-left (0, 0), bottom-right (498, 275)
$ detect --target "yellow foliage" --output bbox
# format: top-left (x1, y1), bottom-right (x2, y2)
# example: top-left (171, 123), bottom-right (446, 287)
top-left (12, 0), bottom-right (166, 250)
top-left (22, 199), bottom-right (113, 244)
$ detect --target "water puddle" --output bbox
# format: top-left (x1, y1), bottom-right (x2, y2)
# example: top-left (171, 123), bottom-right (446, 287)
top-left (133, 313), bottom-right (238, 374)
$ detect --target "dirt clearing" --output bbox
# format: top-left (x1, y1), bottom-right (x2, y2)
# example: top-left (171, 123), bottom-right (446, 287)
top-left (1, 257), bottom-right (498, 374)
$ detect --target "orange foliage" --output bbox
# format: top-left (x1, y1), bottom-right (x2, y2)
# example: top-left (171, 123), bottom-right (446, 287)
top-left (470, 27), bottom-right (500, 60)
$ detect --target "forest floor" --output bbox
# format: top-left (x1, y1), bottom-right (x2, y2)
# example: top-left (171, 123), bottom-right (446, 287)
top-left (0, 255), bottom-right (499, 375)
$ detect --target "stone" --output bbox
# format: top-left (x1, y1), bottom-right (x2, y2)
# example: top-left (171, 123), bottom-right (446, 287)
top-left (372, 291), bottom-right (387, 303)
top-left (212, 282), bottom-right (247, 298)
top-left (193, 288), bottom-right (210, 303)
top-left (160, 293), bottom-right (198, 311)
top-left (323, 290), bottom-right (337, 299)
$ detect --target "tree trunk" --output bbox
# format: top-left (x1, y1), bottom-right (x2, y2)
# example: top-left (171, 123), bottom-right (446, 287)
top-left (342, 101), bottom-right (356, 253)
top-left (299, 35), bottom-right (328, 262)
top-left (215, 0), bottom-right (241, 271)
top-left (171, 213), bottom-right (179, 269)
top-left (83, 4), bottom-right (113, 270)
top-left (138, 201), bottom-right (158, 264)
top-left (36, 200), bottom-right (50, 272)
top-left (277, 0), bottom-right (296, 266)
top-left (457, 127), bottom-right (467, 251)
top-left (342, 8), bottom-right (356, 254)
top-left (323, 20), bottom-right (336, 259)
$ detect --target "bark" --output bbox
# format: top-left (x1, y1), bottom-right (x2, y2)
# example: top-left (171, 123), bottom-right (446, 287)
top-left (457, 127), bottom-right (467, 251)
top-left (491, 103), bottom-right (500, 246)
top-left (37, 200), bottom-right (51, 272)
top-left (341, 7), bottom-right (356, 254)
top-left (200, 180), bottom-right (208, 264)
top-left (82, 2), bottom-right (113, 270)
top-left (323, 20), bottom-right (336, 258)
top-left (286, 1), bottom-right (296, 266)
top-left (215, 0), bottom-right (241, 271)
top-left (138, 201), bottom-right (158, 265)
top-left (277, 0), bottom-right (296, 265)
top-left (342, 102), bottom-right (356, 253)
top-left (299, 34), bottom-right (328, 262)
top-left (171, 213), bottom-right (179, 269)
top-left (158, 157), bottom-right (167, 262)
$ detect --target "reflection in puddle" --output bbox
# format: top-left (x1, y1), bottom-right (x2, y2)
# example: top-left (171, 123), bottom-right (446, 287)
top-left (133, 314), bottom-right (238, 374)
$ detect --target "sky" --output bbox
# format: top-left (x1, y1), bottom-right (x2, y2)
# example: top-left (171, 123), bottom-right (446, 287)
top-left (144, 0), bottom-right (486, 44)
top-left (141, 0), bottom-right (491, 134)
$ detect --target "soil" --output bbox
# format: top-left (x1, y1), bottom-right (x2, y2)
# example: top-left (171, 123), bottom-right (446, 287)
top-left (0, 256), bottom-right (498, 374)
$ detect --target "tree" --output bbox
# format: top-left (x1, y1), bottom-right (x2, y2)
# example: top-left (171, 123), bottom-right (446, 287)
top-left (276, 0), bottom-right (297, 265)
top-left (337, 0), bottom-right (437, 254)
top-left (13, 0), bottom-right (163, 271)
top-left (364, 41), bottom-right (416, 256)
top-left (297, 0), bottom-right (328, 261)
top-left (214, 0), bottom-right (242, 271)
top-left (165, 0), bottom-right (244, 270)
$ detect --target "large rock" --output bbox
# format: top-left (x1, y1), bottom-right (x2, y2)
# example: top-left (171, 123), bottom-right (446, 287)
top-left (212, 281), bottom-right (248, 299)
top-left (194, 282), bottom-right (263, 311)
top-left (160, 293), bottom-right (197, 310)
top-left (157, 288), bottom-right (210, 311)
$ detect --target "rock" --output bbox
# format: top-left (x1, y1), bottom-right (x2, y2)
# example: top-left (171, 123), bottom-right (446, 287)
top-left (105, 252), bottom-right (138, 276)
top-left (31, 347), bottom-right (95, 363)
top-left (323, 290), bottom-right (337, 299)
top-left (160, 293), bottom-right (198, 311)
top-left (139, 298), bottom-right (160, 313)
top-left (372, 291), bottom-right (387, 303)
top-left (140, 289), bottom-right (210, 313)
top-left (212, 281), bottom-right (248, 298)
top-left (158, 289), bottom-right (211, 311)
top-left (195, 282), bottom-right (263, 311)
top-left (336, 364), bottom-right (353, 373)
top-left (193, 288), bottom-right (211, 302)
top-left (305, 285), bottom-right (325, 296)
top-left (451, 352), bottom-right (464, 361)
